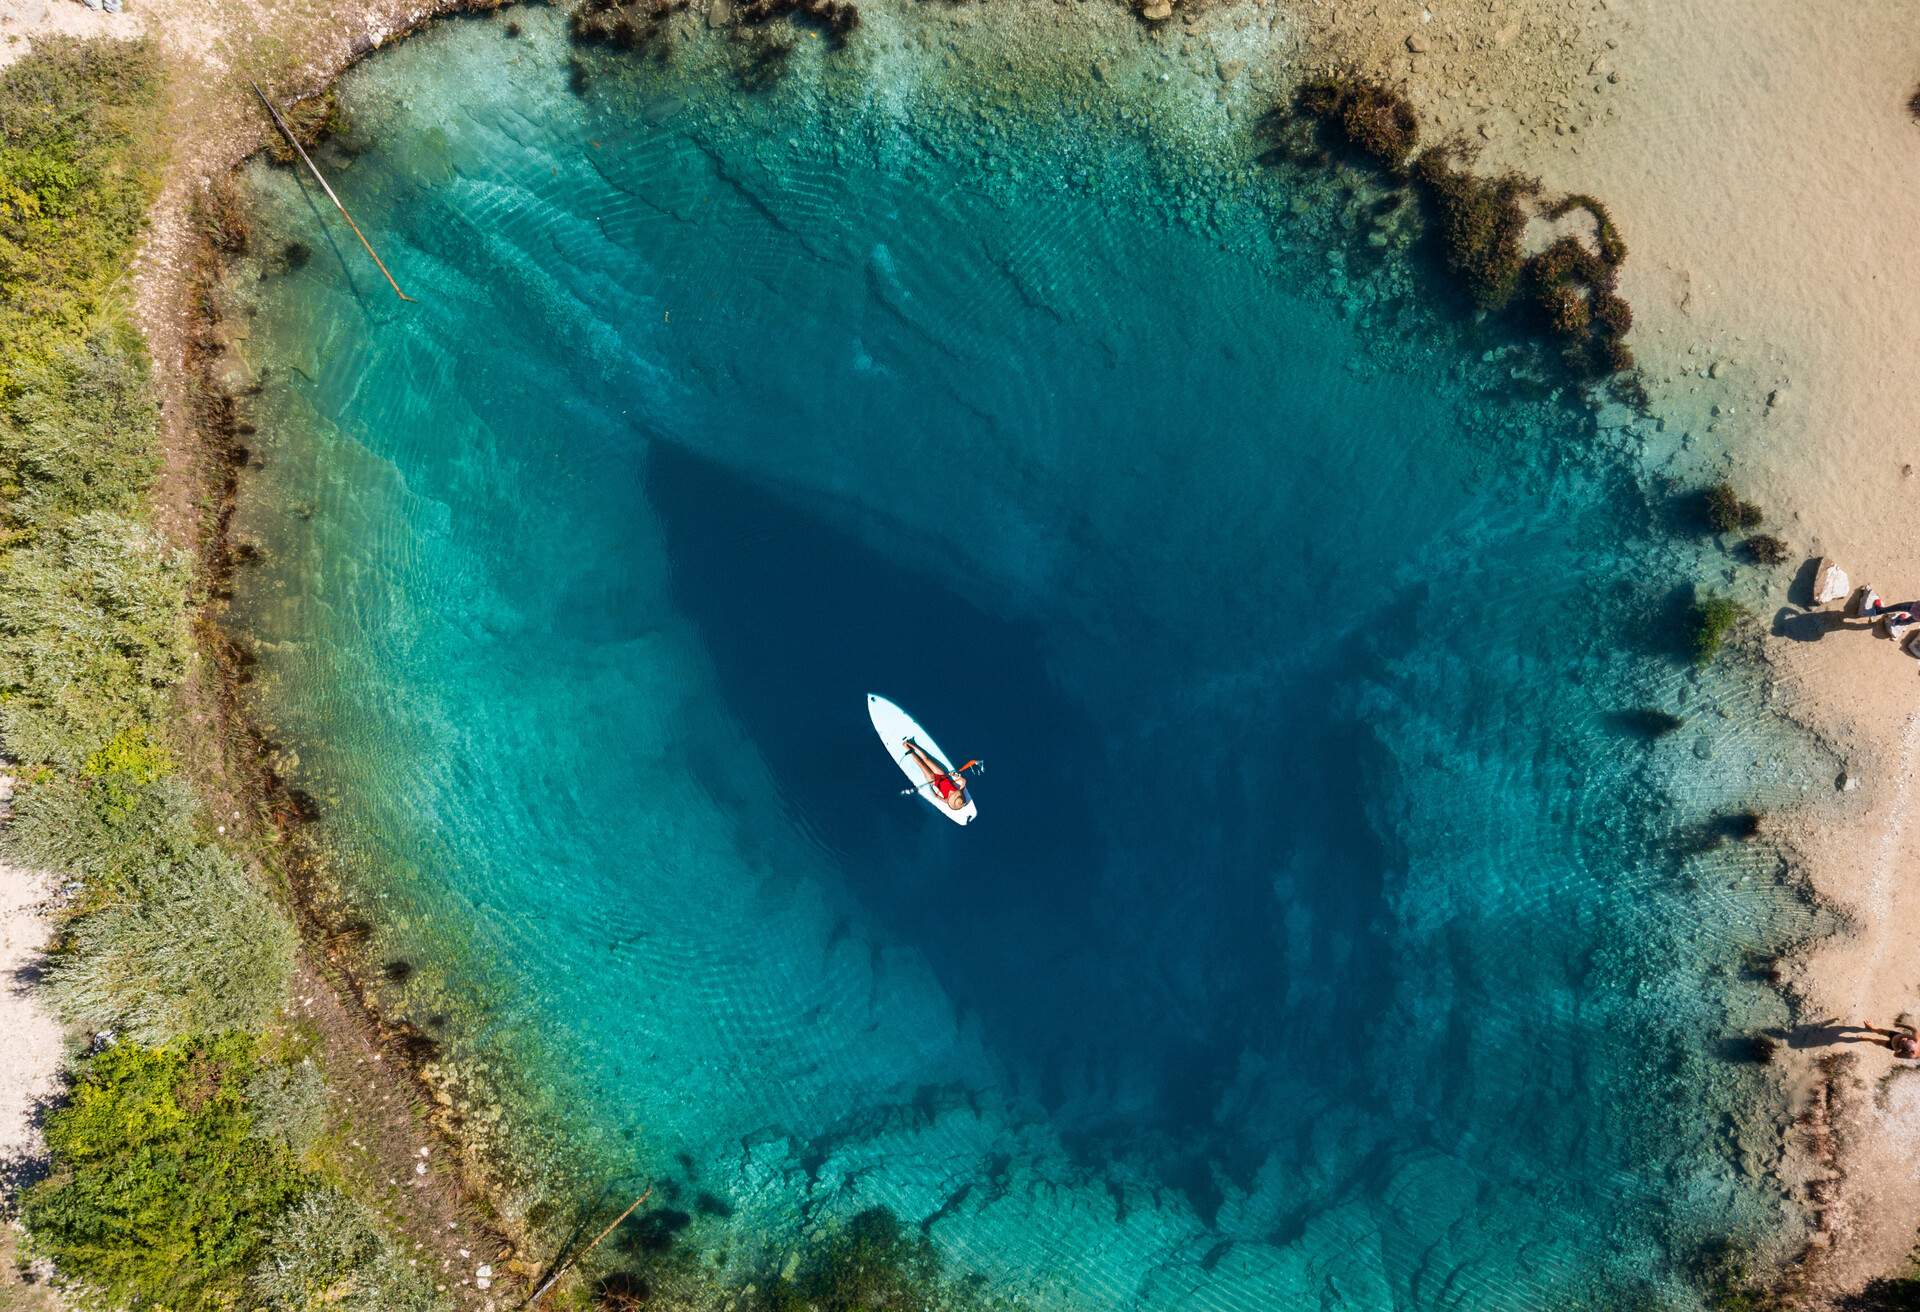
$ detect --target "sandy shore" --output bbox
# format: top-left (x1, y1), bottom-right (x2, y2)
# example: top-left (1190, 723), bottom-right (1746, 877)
top-left (0, 859), bottom-right (66, 1312)
top-left (0, 862), bottom-right (62, 1178)
top-left (1279, 0), bottom-right (1920, 1299)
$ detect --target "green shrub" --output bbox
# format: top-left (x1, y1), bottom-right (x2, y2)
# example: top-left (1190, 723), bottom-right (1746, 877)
top-left (2, 769), bottom-right (201, 891)
top-left (1692, 593), bottom-right (1746, 665)
top-left (251, 1188), bottom-right (445, 1312)
top-left (22, 1035), bottom-right (305, 1308)
top-left (1, 332), bottom-right (158, 534)
top-left (0, 39), bottom-right (162, 395)
top-left (0, 509), bottom-right (192, 766)
top-left (246, 1057), bottom-right (329, 1159)
top-left (1703, 482), bottom-right (1763, 534)
top-left (48, 843), bottom-right (297, 1043)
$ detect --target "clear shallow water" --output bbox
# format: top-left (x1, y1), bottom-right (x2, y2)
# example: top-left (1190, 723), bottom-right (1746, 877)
top-left (233, 10), bottom-right (1831, 1307)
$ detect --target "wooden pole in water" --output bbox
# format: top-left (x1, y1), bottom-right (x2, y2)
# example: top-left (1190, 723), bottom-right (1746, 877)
top-left (526, 1185), bottom-right (653, 1307)
top-left (248, 79), bottom-right (415, 303)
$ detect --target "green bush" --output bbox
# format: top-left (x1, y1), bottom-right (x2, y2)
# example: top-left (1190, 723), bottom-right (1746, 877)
top-left (0, 509), bottom-right (192, 767)
top-left (2, 331), bottom-right (159, 534)
top-left (246, 1057), bottom-right (329, 1159)
top-left (251, 1188), bottom-right (445, 1312)
top-left (0, 39), bottom-right (161, 395)
top-left (1692, 593), bottom-right (1746, 665)
top-left (48, 842), bottom-right (297, 1043)
top-left (2, 768), bottom-right (201, 891)
top-left (22, 1035), bottom-right (305, 1308)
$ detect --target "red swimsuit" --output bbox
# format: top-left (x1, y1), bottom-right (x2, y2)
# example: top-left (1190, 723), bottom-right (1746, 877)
top-left (914, 743), bottom-right (960, 799)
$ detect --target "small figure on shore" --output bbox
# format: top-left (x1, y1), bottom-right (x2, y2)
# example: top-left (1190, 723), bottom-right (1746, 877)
top-left (1858, 589), bottom-right (1919, 626)
top-left (1846, 1021), bottom-right (1919, 1059)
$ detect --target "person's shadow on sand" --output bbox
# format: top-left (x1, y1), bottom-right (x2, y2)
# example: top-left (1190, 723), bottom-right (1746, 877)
top-left (1759, 1017), bottom-right (1916, 1051)
top-left (1773, 606), bottom-right (1847, 642)
top-left (1769, 1021), bottom-right (1868, 1049)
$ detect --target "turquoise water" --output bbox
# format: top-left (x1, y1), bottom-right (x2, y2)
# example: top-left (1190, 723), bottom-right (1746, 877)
top-left (233, 8), bottom-right (1831, 1307)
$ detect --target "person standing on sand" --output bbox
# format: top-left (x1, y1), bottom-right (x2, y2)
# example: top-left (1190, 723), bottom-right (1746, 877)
top-left (1858, 591), bottom-right (1919, 625)
top-left (1847, 1021), bottom-right (1920, 1059)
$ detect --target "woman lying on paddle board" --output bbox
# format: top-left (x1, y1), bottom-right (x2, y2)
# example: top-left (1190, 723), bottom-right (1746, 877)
top-left (903, 738), bottom-right (972, 814)
top-left (866, 694), bottom-right (980, 826)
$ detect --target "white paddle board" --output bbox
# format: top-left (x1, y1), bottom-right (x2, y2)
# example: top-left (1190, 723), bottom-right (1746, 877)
top-left (867, 693), bottom-right (977, 826)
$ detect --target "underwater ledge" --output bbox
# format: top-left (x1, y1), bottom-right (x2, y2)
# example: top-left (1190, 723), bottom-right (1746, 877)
top-left (161, 2), bottom-right (1843, 1312)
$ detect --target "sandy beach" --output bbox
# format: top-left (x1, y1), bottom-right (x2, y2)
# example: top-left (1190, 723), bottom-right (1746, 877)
top-left (0, 862), bottom-right (62, 1174)
top-left (1284, 0), bottom-right (1920, 1297)
top-left (0, 860), bottom-right (65, 1312)
top-left (3, 0), bottom-right (1918, 1302)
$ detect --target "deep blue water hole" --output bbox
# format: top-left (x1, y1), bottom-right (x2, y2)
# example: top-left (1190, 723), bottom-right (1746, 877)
top-left (234, 11), bottom-right (1826, 1308)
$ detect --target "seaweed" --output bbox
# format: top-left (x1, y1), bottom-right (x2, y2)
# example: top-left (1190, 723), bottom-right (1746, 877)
top-left (195, 176), bottom-right (253, 257)
top-left (263, 89), bottom-right (341, 166)
top-left (1703, 482), bottom-right (1763, 534)
top-left (1411, 146), bottom-right (1538, 312)
top-left (1742, 533), bottom-right (1788, 566)
top-left (1691, 592), bottom-right (1747, 665)
top-left (735, 0), bottom-right (860, 49)
top-left (1611, 708), bottom-right (1686, 739)
top-left (570, 0), bottom-right (691, 55)
top-left (1545, 193), bottom-right (1629, 268)
top-left (1279, 79), bottom-right (1637, 380)
top-left (1294, 76), bottom-right (1420, 171)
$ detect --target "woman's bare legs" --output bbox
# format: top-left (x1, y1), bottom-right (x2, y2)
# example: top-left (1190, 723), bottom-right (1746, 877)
top-left (902, 739), bottom-right (967, 809)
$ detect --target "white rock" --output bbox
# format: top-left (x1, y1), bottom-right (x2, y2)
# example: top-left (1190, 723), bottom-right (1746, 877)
top-left (1813, 559), bottom-right (1850, 607)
